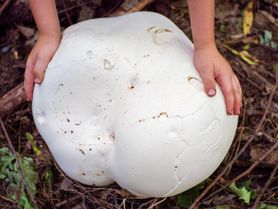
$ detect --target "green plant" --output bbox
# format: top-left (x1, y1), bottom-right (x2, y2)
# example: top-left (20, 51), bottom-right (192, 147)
top-left (0, 147), bottom-right (38, 209)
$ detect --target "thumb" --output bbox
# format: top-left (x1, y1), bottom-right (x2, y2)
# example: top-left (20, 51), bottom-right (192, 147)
top-left (33, 57), bottom-right (49, 84)
top-left (198, 67), bottom-right (216, 97)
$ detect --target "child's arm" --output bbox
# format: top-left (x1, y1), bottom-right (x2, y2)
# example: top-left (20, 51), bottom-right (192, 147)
top-left (187, 0), bottom-right (242, 115)
top-left (25, 0), bottom-right (61, 100)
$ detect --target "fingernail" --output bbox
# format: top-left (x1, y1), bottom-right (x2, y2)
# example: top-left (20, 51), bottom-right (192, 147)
top-left (34, 78), bottom-right (41, 83)
top-left (227, 110), bottom-right (233, 115)
top-left (207, 89), bottom-right (216, 96)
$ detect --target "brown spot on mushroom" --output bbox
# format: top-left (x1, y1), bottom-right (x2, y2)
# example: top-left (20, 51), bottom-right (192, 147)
top-left (82, 173), bottom-right (86, 176)
top-left (158, 112), bottom-right (168, 118)
top-left (79, 149), bottom-right (85, 155)
top-left (109, 132), bottom-right (115, 141)
top-left (187, 76), bottom-right (204, 91)
top-left (129, 85), bottom-right (134, 90)
top-left (155, 28), bottom-right (172, 33)
top-left (147, 26), bottom-right (156, 32)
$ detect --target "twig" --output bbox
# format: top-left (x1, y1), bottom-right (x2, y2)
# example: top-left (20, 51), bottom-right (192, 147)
top-left (0, 83), bottom-right (26, 119)
top-left (61, 0), bottom-right (72, 25)
top-left (0, 194), bottom-right (16, 204)
top-left (0, 119), bottom-right (39, 209)
top-left (0, 0), bottom-right (12, 16)
top-left (189, 72), bottom-right (278, 209)
top-left (138, 199), bottom-right (157, 209)
top-left (232, 140), bottom-right (278, 183)
top-left (58, 0), bottom-right (93, 14)
top-left (127, 0), bottom-right (154, 13)
top-left (147, 197), bottom-right (167, 209)
top-left (252, 163), bottom-right (278, 209)
top-left (55, 195), bottom-right (82, 207)
top-left (112, 0), bottom-right (154, 16)
top-left (206, 140), bottom-right (278, 202)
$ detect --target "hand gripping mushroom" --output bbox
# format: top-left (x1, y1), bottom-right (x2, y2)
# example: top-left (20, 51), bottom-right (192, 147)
top-left (32, 12), bottom-right (238, 197)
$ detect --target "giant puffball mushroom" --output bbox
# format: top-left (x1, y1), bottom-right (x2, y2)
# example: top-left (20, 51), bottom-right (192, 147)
top-left (32, 12), bottom-right (238, 197)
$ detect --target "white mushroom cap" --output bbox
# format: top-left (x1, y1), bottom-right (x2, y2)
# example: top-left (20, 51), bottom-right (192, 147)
top-left (32, 11), bottom-right (238, 197)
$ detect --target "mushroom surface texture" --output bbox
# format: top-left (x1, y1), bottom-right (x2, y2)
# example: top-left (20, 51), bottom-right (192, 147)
top-left (32, 11), bottom-right (238, 198)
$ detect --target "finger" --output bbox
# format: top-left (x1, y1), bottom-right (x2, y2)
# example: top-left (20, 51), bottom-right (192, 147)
top-left (33, 56), bottom-right (49, 84)
top-left (234, 76), bottom-right (243, 103)
top-left (217, 75), bottom-right (234, 115)
top-left (232, 76), bottom-right (241, 115)
top-left (197, 66), bottom-right (216, 97)
top-left (24, 58), bottom-right (35, 101)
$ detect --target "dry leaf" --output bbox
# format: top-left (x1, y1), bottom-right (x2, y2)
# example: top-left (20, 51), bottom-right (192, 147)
top-left (243, 1), bottom-right (253, 35)
top-left (16, 25), bottom-right (35, 38)
top-left (223, 44), bottom-right (259, 65)
top-left (250, 144), bottom-right (278, 165)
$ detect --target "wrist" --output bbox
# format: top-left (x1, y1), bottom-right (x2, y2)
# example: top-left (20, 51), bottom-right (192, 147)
top-left (194, 41), bottom-right (217, 51)
top-left (38, 31), bottom-right (61, 42)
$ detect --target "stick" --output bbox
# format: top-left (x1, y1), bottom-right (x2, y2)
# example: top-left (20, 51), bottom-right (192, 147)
top-left (207, 140), bottom-right (278, 201)
top-left (0, 83), bottom-right (26, 119)
top-left (61, 0), bottom-right (72, 25)
top-left (0, 0), bottom-right (12, 16)
top-left (0, 194), bottom-right (16, 204)
top-left (147, 198), bottom-right (167, 209)
top-left (112, 0), bottom-right (154, 16)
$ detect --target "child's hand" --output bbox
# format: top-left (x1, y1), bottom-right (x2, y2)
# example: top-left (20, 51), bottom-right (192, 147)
top-left (24, 34), bottom-right (60, 100)
top-left (193, 44), bottom-right (242, 115)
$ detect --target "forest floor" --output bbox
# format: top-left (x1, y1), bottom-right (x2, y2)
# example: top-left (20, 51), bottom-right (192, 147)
top-left (0, 0), bottom-right (277, 208)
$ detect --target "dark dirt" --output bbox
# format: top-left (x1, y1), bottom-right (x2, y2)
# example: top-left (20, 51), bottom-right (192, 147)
top-left (0, 0), bottom-right (277, 208)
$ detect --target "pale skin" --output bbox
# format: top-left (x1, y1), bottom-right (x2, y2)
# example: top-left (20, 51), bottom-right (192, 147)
top-left (25, 0), bottom-right (242, 115)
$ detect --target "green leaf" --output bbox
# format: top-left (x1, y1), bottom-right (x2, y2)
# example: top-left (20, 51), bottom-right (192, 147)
top-left (259, 203), bottom-right (278, 209)
top-left (229, 182), bottom-right (251, 204)
top-left (20, 156), bottom-right (38, 196)
top-left (274, 63), bottom-right (278, 73)
top-left (264, 30), bottom-right (272, 43)
top-left (260, 30), bottom-right (277, 50)
top-left (177, 183), bottom-right (204, 208)
top-left (25, 132), bottom-right (41, 156)
top-left (216, 206), bottom-right (231, 209)
top-left (19, 192), bottom-right (32, 209)
top-left (43, 165), bottom-right (53, 185)
top-left (219, 24), bottom-right (226, 33)
top-left (271, 41), bottom-right (278, 50)
top-left (243, 178), bottom-right (252, 189)
top-left (0, 147), bottom-right (38, 209)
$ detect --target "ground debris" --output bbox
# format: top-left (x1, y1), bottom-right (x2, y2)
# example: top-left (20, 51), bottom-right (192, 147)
top-left (0, 0), bottom-right (277, 208)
